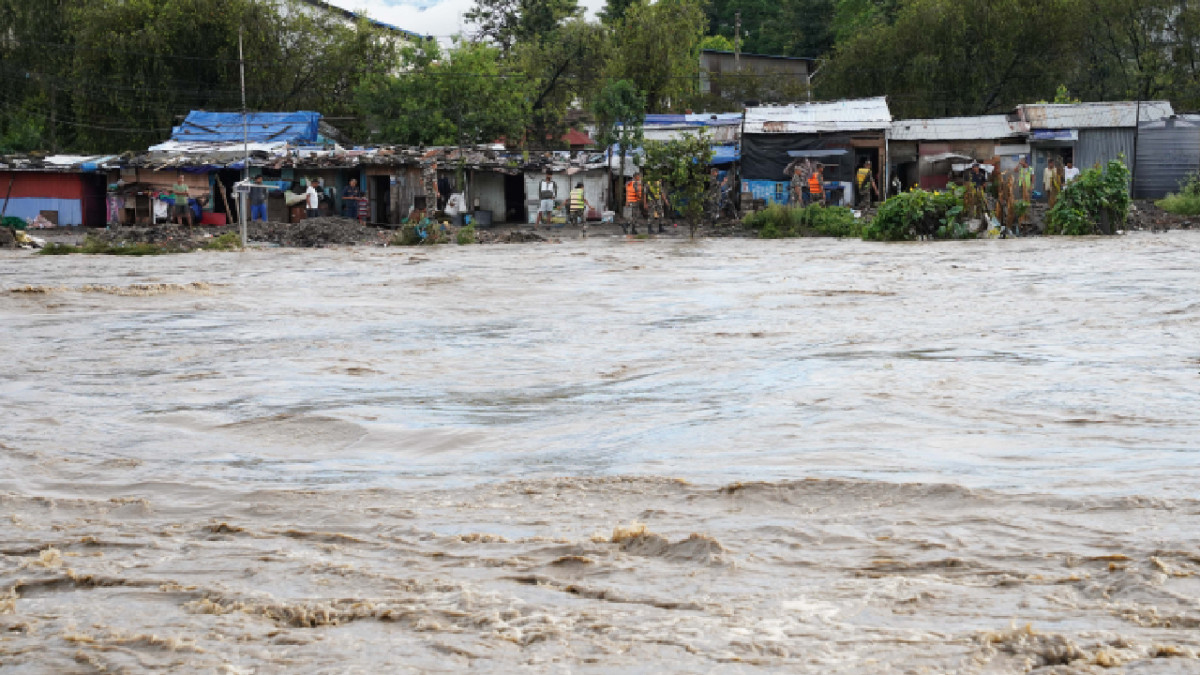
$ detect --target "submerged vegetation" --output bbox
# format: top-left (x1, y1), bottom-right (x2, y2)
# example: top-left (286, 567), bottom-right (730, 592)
top-left (38, 237), bottom-right (173, 256)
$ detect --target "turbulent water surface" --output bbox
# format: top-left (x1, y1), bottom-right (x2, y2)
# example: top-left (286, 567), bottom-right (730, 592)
top-left (2, 234), bottom-right (1200, 673)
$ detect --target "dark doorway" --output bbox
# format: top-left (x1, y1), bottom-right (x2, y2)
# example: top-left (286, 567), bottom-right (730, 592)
top-left (215, 169), bottom-right (241, 222)
top-left (504, 173), bottom-right (524, 224)
top-left (371, 176), bottom-right (390, 224)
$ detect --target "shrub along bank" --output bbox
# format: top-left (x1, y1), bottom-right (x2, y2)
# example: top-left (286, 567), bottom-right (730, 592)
top-left (744, 204), bottom-right (862, 239)
top-left (1045, 159), bottom-right (1131, 235)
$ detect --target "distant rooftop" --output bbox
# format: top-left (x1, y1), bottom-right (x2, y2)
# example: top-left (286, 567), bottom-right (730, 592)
top-left (891, 115), bottom-right (1028, 141)
top-left (702, 49), bottom-right (814, 62)
top-left (744, 97), bottom-right (892, 133)
top-left (1018, 101), bottom-right (1174, 129)
top-left (299, 0), bottom-right (427, 40)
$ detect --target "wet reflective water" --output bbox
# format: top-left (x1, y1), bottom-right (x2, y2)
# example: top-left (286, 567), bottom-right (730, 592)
top-left (3, 234), bottom-right (1200, 672)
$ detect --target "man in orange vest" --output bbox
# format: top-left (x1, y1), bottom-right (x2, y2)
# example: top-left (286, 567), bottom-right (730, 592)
top-left (808, 165), bottom-right (825, 206)
top-left (624, 174), bottom-right (644, 234)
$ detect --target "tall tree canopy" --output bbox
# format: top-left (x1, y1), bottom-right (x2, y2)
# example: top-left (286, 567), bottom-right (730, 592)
top-left (0, 0), bottom-right (401, 153)
top-left (612, 0), bottom-right (707, 112)
top-left (356, 40), bottom-right (529, 146)
top-left (464, 0), bottom-right (581, 51)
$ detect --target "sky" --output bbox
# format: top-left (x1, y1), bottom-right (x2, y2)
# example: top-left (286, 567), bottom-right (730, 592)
top-left (325, 0), bottom-right (607, 39)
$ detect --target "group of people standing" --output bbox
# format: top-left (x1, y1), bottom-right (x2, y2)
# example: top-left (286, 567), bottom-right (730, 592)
top-left (784, 158), bottom-right (880, 209)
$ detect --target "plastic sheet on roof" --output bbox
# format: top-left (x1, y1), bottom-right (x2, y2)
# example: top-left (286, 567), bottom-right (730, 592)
top-left (171, 111), bottom-right (322, 144)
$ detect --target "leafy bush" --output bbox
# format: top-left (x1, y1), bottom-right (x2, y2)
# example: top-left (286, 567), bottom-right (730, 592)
top-left (391, 221), bottom-right (447, 246)
top-left (1045, 159), bottom-right (1130, 235)
top-left (745, 203), bottom-right (859, 238)
top-left (863, 187), bottom-right (965, 241)
top-left (203, 232), bottom-right (242, 250)
top-left (456, 223), bottom-right (476, 245)
top-left (1156, 172), bottom-right (1200, 216)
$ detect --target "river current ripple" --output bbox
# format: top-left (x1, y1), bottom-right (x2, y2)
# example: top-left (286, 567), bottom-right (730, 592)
top-left (2, 234), bottom-right (1199, 672)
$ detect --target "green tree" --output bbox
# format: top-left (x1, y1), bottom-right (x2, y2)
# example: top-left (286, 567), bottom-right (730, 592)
top-left (356, 40), bottom-right (530, 146)
top-left (464, 0), bottom-right (581, 51)
top-left (699, 34), bottom-right (735, 52)
top-left (612, 0), bottom-right (707, 112)
top-left (599, 0), bottom-right (638, 25)
top-left (511, 19), bottom-right (611, 148)
top-left (642, 133), bottom-right (713, 238)
top-left (0, 0), bottom-right (403, 153)
top-left (820, 0), bottom-right (1077, 117)
top-left (705, 0), bottom-right (837, 57)
top-left (592, 79), bottom-right (646, 209)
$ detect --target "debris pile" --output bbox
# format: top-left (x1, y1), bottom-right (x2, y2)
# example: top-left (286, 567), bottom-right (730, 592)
top-left (497, 231), bottom-right (547, 244)
top-left (0, 226), bottom-right (17, 249)
top-left (1127, 200), bottom-right (1195, 231)
top-left (247, 217), bottom-right (383, 247)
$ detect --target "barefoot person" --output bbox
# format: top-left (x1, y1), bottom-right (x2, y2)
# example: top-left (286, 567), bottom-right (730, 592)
top-left (172, 174), bottom-right (193, 227)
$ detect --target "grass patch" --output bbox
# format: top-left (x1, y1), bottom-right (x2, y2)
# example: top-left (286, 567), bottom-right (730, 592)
top-left (37, 242), bottom-right (80, 255)
top-left (203, 232), bottom-right (242, 251)
top-left (37, 235), bottom-right (174, 256)
top-left (1155, 172), bottom-right (1200, 216)
top-left (455, 223), bottom-right (476, 245)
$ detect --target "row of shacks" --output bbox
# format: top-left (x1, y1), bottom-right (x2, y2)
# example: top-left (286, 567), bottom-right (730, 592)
top-left (0, 111), bottom-right (631, 228)
top-left (740, 98), bottom-right (1195, 205)
top-left (2, 101), bottom-right (1198, 226)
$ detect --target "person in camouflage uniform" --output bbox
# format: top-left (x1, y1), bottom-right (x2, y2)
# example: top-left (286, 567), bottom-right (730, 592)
top-left (645, 179), bottom-right (668, 234)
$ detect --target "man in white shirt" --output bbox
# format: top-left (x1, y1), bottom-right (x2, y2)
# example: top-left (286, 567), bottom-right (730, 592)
top-left (1063, 161), bottom-right (1080, 183)
top-left (536, 171), bottom-right (557, 227)
top-left (305, 179), bottom-right (321, 219)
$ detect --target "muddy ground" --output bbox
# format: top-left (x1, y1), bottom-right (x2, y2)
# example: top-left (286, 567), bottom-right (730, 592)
top-left (4, 199), bottom-right (1193, 251)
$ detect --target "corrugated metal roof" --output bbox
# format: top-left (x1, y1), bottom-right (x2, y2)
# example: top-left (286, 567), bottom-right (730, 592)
top-left (890, 115), bottom-right (1028, 141)
top-left (744, 97), bottom-right (891, 134)
top-left (643, 113), bottom-right (743, 127)
top-left (1018, 101), bottom-right (1173, 129)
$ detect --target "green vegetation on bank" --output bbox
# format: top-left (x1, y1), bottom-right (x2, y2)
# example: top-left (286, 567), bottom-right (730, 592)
top-left (1045, 159), bottom-right (1131, 235)
top-left (744, 204), bottom-right (861, 239)
top-left (1156, 173), bottom-right (1200, 216)
top-left (863, 187), bottom-right (971, 241)
top-left (37, 233), bottom-right (242, 255)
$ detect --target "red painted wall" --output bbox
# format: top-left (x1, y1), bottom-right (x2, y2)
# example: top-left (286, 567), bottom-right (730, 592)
top-left (0, 172), bottom-right (87, 199)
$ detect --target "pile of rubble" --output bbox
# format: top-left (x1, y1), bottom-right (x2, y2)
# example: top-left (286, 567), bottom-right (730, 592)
top-left (1127, 200), bottom-right (1196, 231)
top-left (246, 217), bottom-right (384, 247)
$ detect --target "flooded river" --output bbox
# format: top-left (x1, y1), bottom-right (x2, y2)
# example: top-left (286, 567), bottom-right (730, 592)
top-left (2, 233), bottom-right (1200, 673)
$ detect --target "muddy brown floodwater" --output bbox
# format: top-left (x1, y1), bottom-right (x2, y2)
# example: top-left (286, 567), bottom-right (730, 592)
top-left (3, 234), bottom-right (1200, 673)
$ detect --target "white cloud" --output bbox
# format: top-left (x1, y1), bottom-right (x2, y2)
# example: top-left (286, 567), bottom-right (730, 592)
top-left (325, 0), bottom-right (606, 39)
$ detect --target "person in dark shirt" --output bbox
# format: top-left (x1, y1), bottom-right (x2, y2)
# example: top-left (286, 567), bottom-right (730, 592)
top-left (248, 175), bottom-right (269, 222)
top-left (341, 178), bottom-right (364, 219)
top-left (968, 163), bottom-right (988, 188)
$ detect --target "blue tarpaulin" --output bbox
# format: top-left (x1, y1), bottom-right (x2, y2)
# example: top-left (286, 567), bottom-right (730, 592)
top-left (171, 111), bottom-right (322, 144)
top-left (609, 143), bottom-right (739, 165)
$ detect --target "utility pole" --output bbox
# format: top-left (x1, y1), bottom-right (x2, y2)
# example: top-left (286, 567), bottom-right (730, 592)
top-left (239, 26), bottom-right (249, 249)
top-left (734, 12), bottom-right (741, 72)
top-left (1131, 80), bottom-right (1143, 203)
